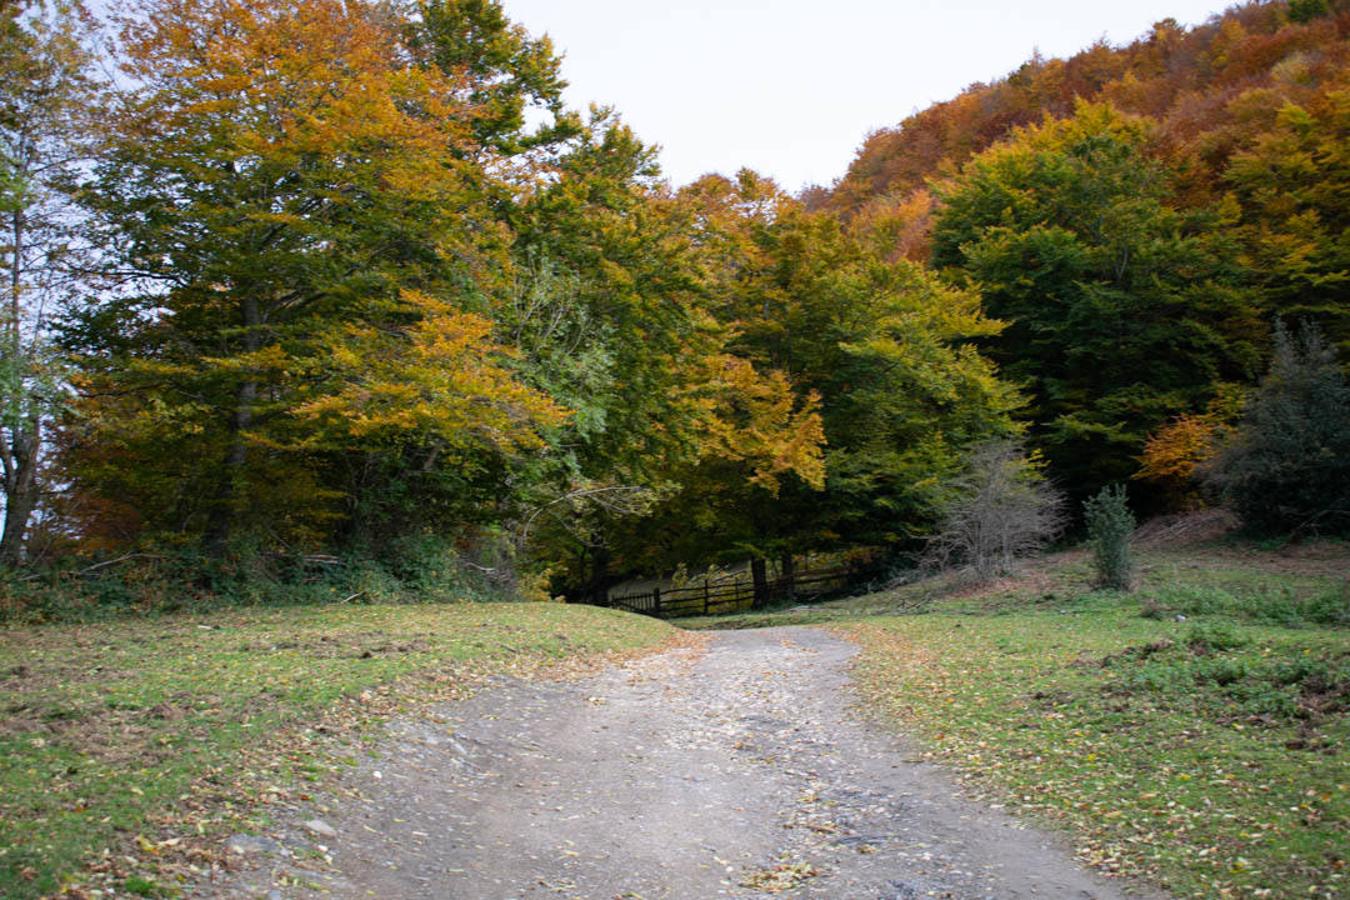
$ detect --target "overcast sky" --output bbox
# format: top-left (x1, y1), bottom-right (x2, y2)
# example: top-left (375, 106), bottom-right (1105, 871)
top-left (504, 0), bottom-right (1235, 191)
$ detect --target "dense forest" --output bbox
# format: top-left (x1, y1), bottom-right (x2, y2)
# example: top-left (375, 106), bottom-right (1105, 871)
top-left (1, 0), bottom-right (1347, 615)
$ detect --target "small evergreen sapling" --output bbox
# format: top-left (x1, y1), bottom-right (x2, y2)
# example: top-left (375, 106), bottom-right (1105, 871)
top-left (1084, 484), bottom-right (1135, 590)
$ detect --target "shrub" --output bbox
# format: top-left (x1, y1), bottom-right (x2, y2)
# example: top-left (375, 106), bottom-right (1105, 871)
top-left (1186, 621), bottom-right (1249, 653)
top-left (1303, 583), bottom-right (1350, 627)
top-left (1193, 656), bottom-right (1248, 686)
top-left (0, 534), bottom-right (529, 624)
top-left (1154, 584), bottom-right (1237, 615)
top-left (1205, 321), bottom-right (1350, 536)
top-left (1084, 484), bottom-right (1135, 590)
top-left (1150, 581), bottom-right (1350, 628)
top-left (925, 440), bottom-right (1067, 581)
top-left (1139, 597), bottom-right (1166, 619)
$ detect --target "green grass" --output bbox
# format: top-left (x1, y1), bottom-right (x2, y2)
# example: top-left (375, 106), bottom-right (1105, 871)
top-left (675, 539), bottom-right (1348, 627)
top-left (845, 611), bottom-right (1348, 896)
top-left (9, 537), bottom-right (1341, 897)
top-left (0, 602), bottom-right (673, 898)
top-left (674, 538), bottom-right (1350, 895)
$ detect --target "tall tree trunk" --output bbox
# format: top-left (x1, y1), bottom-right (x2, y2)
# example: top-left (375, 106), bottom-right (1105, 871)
top-left (0, 419), bottom-right (40, 567)
top-left (587, 541), bottom-right (610, 606)
top-left (1, 209), bottom-right (40, 567)
top-left (751, 557), bottom-right (768, 609)
top-left (203, 295), bottom-right (261, 556)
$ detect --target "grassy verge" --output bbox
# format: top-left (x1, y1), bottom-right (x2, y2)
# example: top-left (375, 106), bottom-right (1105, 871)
top-left (845, 612), bottom-right (1347, 896)
top-left (831, 545), bottom-right (1348, 897)
top-left (676, 536), bottom-right (1348, 630)
top-left (0, 602), bottom-right (673, 898)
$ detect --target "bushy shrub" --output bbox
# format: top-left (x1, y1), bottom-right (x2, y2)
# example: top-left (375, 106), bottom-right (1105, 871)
top-left (1303, 583), bottom-right (1350, 627)
top-left (1206, 321), bottom-right (1350, 536)
top-left (925, 440), bottom-right (1067, 581)
top-left (1154, 584), bottom-right (1237, 615)
top-left (1193, 655), bottom-right (1248, 686)
top-left (1084, 484), bottom-right (1135, 590)
top-left (1148, 581), bottom-right (1350, 628)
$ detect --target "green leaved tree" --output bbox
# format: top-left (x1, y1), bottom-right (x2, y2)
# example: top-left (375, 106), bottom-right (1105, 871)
top-left (932, 102), bottom-right (1265, 503)
top-left (606, 172), bottom-right (1018, 575)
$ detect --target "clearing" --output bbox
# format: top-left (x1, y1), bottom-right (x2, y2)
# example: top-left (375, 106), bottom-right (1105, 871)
top-left (3, 526), bottom-right (1346, 897)
top-left (679, 527), bottom-right (1349, 897)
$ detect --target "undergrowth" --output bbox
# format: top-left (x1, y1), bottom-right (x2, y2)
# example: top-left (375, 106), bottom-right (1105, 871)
top-left (0, 536), bottom-right (540, 624)
top-left (1141, 582), bottom-right (1350, 628)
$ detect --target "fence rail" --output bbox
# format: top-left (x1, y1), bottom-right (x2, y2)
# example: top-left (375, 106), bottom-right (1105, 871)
top-left (603, 564), bottom-right (879, 619)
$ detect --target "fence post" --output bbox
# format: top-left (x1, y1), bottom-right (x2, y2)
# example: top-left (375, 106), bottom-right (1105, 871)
top-left (652, 586), bottom-right (662, 618)
top-left (703, 581), bottom-right (710, 615)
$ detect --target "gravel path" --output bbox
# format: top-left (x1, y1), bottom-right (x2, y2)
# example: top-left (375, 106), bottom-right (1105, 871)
top-left (220, 627), bottom-right (1151, 898)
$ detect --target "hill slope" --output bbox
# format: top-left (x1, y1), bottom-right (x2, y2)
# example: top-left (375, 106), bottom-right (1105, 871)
top-left (817, 1), bottom-right (1347, 234)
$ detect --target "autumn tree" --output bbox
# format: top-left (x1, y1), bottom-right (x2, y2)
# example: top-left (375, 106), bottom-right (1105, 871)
top-left (64, 0), bottom-right (560, 555)
top-left (606, 172), bottom-right (1017, 575)
top-left (36, 0), bottom-right (1348, 601)
top-left (503, 130), bottom-right (830, 594)
top-left (1134, 386), bottom-right (1246, 506)
top-left (1226, 90), bottom-right (1350, 356)
top-left (50, 0), bottom-right (834, 600)
top-left (825, 2), bottom-right (1348, 219)
top-left (0, 0), bottom-right (99, 565)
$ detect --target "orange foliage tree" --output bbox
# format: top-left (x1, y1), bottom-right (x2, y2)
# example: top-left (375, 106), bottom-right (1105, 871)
top-left (64, 0), bottom-right (554, 553)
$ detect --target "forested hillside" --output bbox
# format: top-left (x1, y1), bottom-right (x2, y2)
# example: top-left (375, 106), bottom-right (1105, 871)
top-left (820, 0), bottom-right (1347, 225)
top-left (815, 0), bottom-right (1349, 519)
top-left (1, 0), bottom-right (1347, 614)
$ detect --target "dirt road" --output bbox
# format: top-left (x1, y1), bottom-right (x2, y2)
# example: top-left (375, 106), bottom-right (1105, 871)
top-left (221, 628), bottom-right (1147, 898)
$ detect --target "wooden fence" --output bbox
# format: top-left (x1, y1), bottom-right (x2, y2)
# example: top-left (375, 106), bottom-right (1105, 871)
top-left (604, 563), bottom-right (881, 620)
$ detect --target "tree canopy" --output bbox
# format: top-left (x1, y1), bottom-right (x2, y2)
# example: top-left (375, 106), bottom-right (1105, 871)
top-left (932, 103), bottom-right (1265, 499)
top-left (2, 0), bottom-right (1346, 594)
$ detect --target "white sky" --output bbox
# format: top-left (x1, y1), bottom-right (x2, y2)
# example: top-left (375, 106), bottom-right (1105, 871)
top-left (505, 0), bottom-right (1236, 191)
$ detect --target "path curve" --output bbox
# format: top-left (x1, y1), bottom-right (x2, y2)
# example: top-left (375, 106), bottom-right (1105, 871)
top-left (223, 627), bottom-right (1151, 899)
